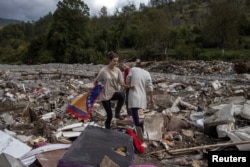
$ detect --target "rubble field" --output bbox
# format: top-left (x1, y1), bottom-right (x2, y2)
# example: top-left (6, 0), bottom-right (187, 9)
top-left (0, 60), bottom-right (250, 167)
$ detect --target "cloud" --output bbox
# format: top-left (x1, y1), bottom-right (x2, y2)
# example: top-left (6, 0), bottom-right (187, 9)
top-left (0, 0), bottom-right (150, 22)
top-left (85, 0), bottom-right (150, 16)
top-left (0, 0), bottom-right (59, 21)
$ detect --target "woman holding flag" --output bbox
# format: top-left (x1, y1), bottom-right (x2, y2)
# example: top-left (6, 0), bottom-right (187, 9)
top-left (95, 51), bottom-right (128, 129)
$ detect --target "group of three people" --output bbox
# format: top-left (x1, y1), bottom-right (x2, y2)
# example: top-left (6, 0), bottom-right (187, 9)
top-left (95, 51), bottom-right (153, 129)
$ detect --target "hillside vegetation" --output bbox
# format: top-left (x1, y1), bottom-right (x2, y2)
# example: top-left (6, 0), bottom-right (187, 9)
top-left (0, 0), bottom-right (250, 64)
top-left (0, 18), bottom-right (21, 27)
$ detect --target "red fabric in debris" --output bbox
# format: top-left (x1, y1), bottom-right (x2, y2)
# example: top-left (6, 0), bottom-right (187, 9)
top-left (126, 128), bottom-right (145, 154)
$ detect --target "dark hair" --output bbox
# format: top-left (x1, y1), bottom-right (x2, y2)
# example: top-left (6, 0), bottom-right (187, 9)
top-left (107, 51), bottom-right (119, 60)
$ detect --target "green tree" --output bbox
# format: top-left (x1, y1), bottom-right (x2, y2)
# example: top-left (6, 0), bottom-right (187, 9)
top-left (91, 6), bottom-right (111, 54)
top-left (111, 4), bottom-right (137, 50)
top-left (34, 13), bottom-right (53, 36)
top-left (99, 6), bottom-right (108, 17)
top-left (137, 8), bottom-right (170, 59)
top-left (27, 35), bottom-right (49, 63)
top-left (0, 23), bottom-right (31, 64)
top-left (203, 0), bottom-right (241, 52)
top-left (47, 0), bottom-right (91, 63)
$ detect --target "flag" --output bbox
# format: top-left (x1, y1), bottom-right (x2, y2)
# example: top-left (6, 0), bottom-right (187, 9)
top-left (67, 84), bottom-right (103, 120)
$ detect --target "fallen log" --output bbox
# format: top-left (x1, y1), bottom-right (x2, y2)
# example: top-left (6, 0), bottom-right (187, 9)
top-left (148, 140), bottom-right (250, 155)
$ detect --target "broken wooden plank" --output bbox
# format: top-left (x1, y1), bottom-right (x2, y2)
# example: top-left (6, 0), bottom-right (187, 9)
top-left (148, 140), bottom-right (250, 155)
top-left (168, 140), bottom-right (250, 155)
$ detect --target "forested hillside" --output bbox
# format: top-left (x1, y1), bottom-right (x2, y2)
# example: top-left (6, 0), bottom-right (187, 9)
top-left (0, 0), bottom-right (250, 64)
top-left (0, 18), bottom-right (21, 27)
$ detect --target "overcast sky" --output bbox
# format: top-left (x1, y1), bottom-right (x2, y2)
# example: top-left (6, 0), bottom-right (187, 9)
top-left (0, 0), bottom-right (151, 22)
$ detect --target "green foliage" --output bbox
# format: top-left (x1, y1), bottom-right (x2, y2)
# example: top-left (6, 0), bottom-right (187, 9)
top-left (174, 44), bottom-right (193, 59)
top-left (198, 49), bottom-right (222, 60)
top-left (34, 13), bottom-right (53, 36)
top-left (89, 50), bottom-right (108, 64)
top-left (36, 50), bottom-right (55, 64)
top-left (1, 0), bottom-right (250, 64)
top-left (0, 24), bottom-right (25, 41)
top-left (202, 0), bottom-right (241, 49)
top-left (196, 49), bottom-right (248, 61)
top-left (121, 24), bottom-right (140, 48)
top-left (47, 0), bottom-right (91, 63)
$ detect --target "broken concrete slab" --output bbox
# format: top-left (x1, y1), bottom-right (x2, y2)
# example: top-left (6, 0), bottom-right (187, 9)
top-left (0, 130), bottom-right (32, 159)
top-left (153, 94), bottom-right (175, 108)
top-left (62, 131), bottom-right (81, 138)
top-left (236, 126), bottom-right (250, 134)
top-left (165, 115), bottom-right (191, 131)
top-left (144, 113), bottom-right (164, 141)
top-left (204, 103), bottom-right (235, 137)
top-left (0, 153), bottom-right (27, 167)
top-left (20, 144), bottom-right (71, 166)
top-left (211, 80), bottom-right (222, 90)
top-left (190, 112), bottom-right (204, 122)
top-left (163, 106), bottom-right (180, 114)
top-left (216, 123), bottom-right (234, 138)
top-left (163, 97), bottom-right (198, 114)
top-left (1, 113), bottom-right (15, 125)
top-left (41, 112), bottom-right (57, 121)
top-left (60, 122), bottom-right (83, 131)
top-left (234, 131), bottom-right (250, 141)
top-left (240, 100), bottom-right (250, 120)
top-left (226, 131), bottom-right (250, 151)
top-left (209, 103), bottom-right (243, 116)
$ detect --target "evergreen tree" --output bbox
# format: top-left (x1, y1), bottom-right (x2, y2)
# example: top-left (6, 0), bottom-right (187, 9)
top-left (47, 0), bottom-right (91, 63)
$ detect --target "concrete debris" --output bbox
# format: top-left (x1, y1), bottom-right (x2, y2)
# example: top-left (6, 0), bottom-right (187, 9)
top-left (204, 103), bottom-right (235, 137)
top-left (144, 113), bottom-right (164, 141)
top-left (0, 130), bottom-right (32, 159)
top-left (226, 131), bottom-right (250, 151)
top-left (0, 60), bottom-right (250, 166)
top-left (20, 144), bottom-right (71, 166)
top-left (0, 153), bottom-right (27, 167)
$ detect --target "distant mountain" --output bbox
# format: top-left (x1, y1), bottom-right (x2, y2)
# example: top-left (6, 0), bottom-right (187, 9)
top-left (0, 17), bottom-right (22, 27)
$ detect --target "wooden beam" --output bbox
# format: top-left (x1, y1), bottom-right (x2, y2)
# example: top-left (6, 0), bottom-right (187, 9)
top-left (148, 140), bottom-right (250, 155)
top-left (168, 140), bottom-right (250, 154)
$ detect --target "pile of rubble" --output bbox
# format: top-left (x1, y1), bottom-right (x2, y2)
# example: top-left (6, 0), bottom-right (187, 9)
top-left (0, 60), bottom-right (250, 167)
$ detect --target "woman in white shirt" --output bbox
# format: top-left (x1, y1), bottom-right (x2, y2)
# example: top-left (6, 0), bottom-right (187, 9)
top-left (126, 67), bottom-right (153, 129)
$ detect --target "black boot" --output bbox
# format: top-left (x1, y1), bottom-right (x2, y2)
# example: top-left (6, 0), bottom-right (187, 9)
top-left (105, 122), bottom-right (111, 129)
top-left (115, 112), bottom-right (124, 120)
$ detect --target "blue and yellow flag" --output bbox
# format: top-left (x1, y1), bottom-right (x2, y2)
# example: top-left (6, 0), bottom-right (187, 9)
top-left (67, 84), bottom-right (103, 120)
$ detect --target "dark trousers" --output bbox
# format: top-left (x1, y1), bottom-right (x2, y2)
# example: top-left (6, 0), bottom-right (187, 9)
top-left (131, 108), bottom-right (141, 126)
top-left (125, 89), bottom-right (132, 116)
top-left (102, 92), bottom-right (124, 129)
top-left (131, 108), bottom-right (144, 131)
